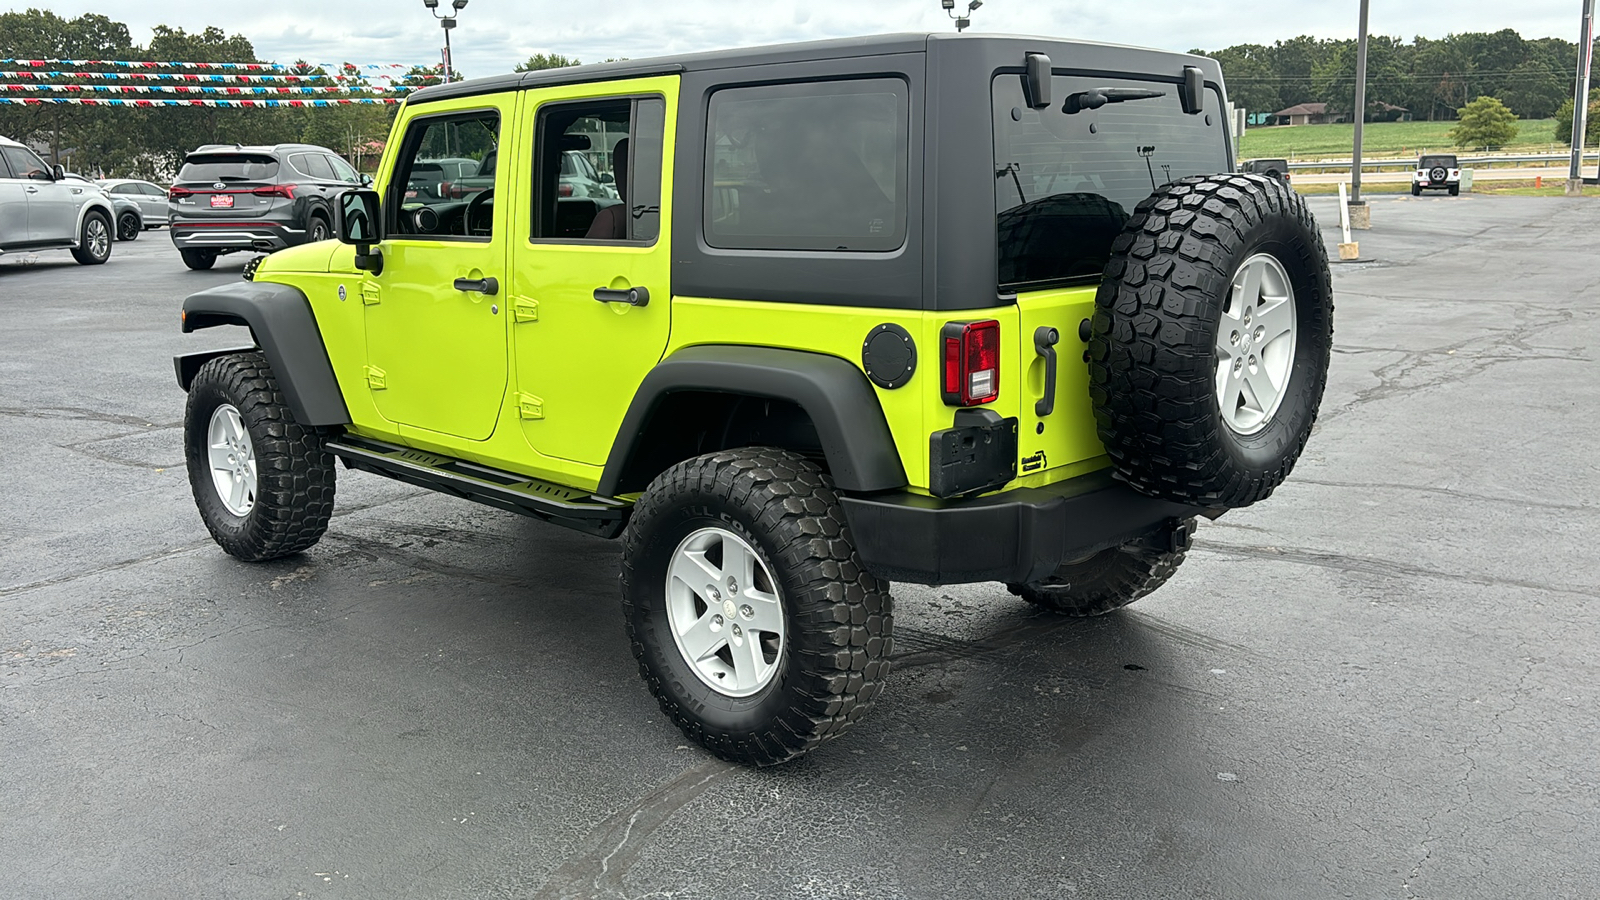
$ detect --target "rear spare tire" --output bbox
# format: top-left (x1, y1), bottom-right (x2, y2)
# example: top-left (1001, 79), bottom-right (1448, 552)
top-left (1089, 173), bottom-right (1333, 510)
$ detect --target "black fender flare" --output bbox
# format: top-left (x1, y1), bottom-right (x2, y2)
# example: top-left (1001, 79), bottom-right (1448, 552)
top-left (599, 345), bottom-right (908, 496)
top-left (177, 281), bottom-right (350, 427)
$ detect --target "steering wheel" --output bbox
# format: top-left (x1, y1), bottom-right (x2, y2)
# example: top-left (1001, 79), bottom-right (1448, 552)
top-left (465, 188), bottom-right (494, 237)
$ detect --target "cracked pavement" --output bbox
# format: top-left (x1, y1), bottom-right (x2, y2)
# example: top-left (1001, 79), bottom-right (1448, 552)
top-left (3, 194), bottom-right (1598, 898)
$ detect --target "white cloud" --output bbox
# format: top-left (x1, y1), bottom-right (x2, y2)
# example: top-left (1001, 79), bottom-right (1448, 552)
top-left (22, 1), bottom-right (1593, 76)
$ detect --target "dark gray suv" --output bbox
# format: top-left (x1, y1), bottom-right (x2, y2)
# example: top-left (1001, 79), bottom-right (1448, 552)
top-left (168, 143), bottom-right (367, 270)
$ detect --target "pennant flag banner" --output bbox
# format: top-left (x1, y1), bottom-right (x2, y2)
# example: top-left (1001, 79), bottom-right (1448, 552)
top-left (0, 70), bottom-right (438, 84)
top-left (0, 59), bottom-right (416, 72)
top-left (0, 97), bottom-right (404, 107)
top-left (1, 83), bottom-right (408, 95)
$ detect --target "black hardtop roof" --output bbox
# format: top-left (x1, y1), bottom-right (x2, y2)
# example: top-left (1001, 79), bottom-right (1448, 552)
top-left (408, 32), bottom-right (1220, 106)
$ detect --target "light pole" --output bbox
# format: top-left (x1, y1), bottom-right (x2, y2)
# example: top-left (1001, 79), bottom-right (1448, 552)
top-left (1348, 0), bottom-right (1372, 231)
top-left (423, 0), bottom-right (468, 84)
top-left (1567, 0), bottom-right (1595, 195)
top-left (941, 0), bottom-right (982, 32)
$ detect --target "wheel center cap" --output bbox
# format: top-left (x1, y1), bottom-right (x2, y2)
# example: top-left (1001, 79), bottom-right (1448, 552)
top-left (722, 599), bottom-right (737, 618)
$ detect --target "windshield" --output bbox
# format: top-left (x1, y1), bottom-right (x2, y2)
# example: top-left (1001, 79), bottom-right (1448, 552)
top-left (177, 155), bottom-right (279, 183)
top-left (992, 73), bottom-right (1229, 290)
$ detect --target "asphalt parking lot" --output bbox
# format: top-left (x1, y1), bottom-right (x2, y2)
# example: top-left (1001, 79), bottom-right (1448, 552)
top-left (3, 195), bottom-right (1598, 899)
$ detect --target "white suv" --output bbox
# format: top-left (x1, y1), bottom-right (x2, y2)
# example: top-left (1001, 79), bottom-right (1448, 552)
top-left (1412, 154), bottom-right (1461, 196)
top-left (0, 134), bottom-right (116, 264)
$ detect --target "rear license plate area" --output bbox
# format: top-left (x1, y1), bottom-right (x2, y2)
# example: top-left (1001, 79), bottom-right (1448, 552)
top-left (210, 194), bottom-right (235, 209)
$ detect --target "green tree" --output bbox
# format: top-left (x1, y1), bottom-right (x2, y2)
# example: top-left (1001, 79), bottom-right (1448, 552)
top-left (515, 53), bottom-right (580, 72)
top-left (1554, 89), bottom-right (1600, 147)
top-left (1451, 95), bottom-right (1520, 148)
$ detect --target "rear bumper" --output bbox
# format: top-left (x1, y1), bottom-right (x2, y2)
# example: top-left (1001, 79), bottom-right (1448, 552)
top-left (169, 219), bottom-right (303, 252)
top-left (842, 470), bottom-right (1207, 585)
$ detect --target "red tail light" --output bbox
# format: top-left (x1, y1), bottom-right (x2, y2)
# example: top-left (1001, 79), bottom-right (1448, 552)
top-left (941, 320), bottom-right (1000, 406)
top-left (558, 183), bottom-right (574, 197)
top-left (168, 186), bottom-right (193, 198)
top-left (251, 184), bottom-right (296, 199)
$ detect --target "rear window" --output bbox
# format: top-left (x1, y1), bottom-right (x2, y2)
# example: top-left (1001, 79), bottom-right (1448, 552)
top-left (1420, 155), bottom-right (1457, 169)
top-left (178, 155), bottom-right (279, 183)
top-left (993, 73), bottom-right (1229, 290)
top-left (706, 78), bottom-right (908, 252)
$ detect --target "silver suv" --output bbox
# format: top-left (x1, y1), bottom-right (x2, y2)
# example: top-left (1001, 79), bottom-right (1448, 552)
top-left (0, 134), bottom-right (116, 265)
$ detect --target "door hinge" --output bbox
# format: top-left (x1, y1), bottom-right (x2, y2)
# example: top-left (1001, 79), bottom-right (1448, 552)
top-left (516, 392), bottom-right (544, 420)
top-left (361, 283), bottom-right (381, 306)
top-left (512, 296), bottom-right (539, 323)
top-left (365, 365), bottom-right (387, 390)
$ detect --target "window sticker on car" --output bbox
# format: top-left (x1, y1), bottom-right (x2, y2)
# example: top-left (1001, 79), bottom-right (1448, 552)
top-left (210, 194), bottom-right (235, 208)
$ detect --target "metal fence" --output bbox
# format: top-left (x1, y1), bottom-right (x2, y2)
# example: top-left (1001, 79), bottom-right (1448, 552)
top-left (1285, 152), bottom-right (1600, 171)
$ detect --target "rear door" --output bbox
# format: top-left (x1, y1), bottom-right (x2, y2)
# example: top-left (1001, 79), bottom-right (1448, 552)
top-left (361, 98), bottom-right (515, 441)
top-left (171, 154), bottom-right (280, 220)
top-left (508, 76), bottom-right (676, 465)
top-left (991, 69), bottom-right (1232, 479)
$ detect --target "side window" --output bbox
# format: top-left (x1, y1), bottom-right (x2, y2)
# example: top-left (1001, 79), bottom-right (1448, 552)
top-left (530, 95), bottom-right (664, 243)
top-left (301, 153), bottom-right (336, 181)
top-left (326, 154), bottom-right (361, 184)
top-left (0, 152), bottom-right (13, 179)
top-left (388, 111), bottom-right (501, 241)
top-left (706, 78), bottom-right (908, 252)
top-left (2, 146), bottom-right (50, 180)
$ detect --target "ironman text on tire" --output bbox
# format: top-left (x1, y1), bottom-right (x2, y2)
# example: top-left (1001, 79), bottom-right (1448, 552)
top-left (1088, 173), bottom-right (1333, 510)
top-left (619, 447), bottom-right (893, 765)
top-left (183, 352), bottom-right (337, 562)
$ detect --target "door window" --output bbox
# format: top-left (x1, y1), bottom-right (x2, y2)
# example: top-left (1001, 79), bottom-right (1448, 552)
top-left (0, 153), bottom-right (14, 179)
top-left (389, 111), bottom-right (500, 241)
top-left (1, 146), bottom-right (50, 180)
top-left (326, 155), bottom-right (362, 184)
top-left (530, 96), bottom-right (664, 243)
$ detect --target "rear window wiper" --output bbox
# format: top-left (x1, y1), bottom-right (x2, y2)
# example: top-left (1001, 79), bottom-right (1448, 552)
top-left (1062, 88), bottom-right (1166, 115)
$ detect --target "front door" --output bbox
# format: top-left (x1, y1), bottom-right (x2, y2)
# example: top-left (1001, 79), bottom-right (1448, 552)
top-left (363, 99), bottom-right (516, 442)
top-left (0, 150), bottom-right (27, 246)
top-left (508, 77), bottom-right (676, 466)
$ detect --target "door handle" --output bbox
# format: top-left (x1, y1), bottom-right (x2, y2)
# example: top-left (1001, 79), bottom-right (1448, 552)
top-left (25, 187), bottom-right (38, 194)
top-left (1033, 325), bottom-right (1060, 417)
top-left (453, 276), bottom-right (499, 295)
top-left (593, 286), bottom-right (650, 307)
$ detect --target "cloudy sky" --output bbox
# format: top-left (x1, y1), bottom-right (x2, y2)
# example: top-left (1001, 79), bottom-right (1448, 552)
top-left (19, 2), bottom-right (1593, 74)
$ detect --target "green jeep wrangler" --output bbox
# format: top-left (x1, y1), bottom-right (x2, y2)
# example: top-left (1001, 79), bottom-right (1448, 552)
top-left (175, 34), bottom-right (1332, 765)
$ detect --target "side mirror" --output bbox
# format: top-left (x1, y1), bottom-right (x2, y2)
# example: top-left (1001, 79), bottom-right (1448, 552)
top-left (360, 173), bottom-right (373, 187)
top-left (599, 173), bottom-right (615, 185)
top-left (335, 189), bottom-right (386, 274)
top-left (51, 164), bottom-right (65, 181)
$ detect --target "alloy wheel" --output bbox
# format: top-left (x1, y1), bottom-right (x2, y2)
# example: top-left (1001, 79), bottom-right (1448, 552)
top-left (1215, 253), bottom-right (1298, 435)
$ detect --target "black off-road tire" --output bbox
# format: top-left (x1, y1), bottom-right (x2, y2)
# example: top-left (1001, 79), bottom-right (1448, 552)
top-left (1411, 184), bottom-right (1422, 196)
top-left (620, 447), bottom-right (893, 766)
top-left (1007, 519), bottom-right (1195, 616)
top-left (1089, 173), bottom-right (1333, 510)
top-left (181, 248), bottom-right (217, 271)
top-left (69, 211), bottom-right (111, 265)
top-left (184, 352), bottom-right (337, 562)
top-left (117, 211), bottom-right (141, 241)
top-left (1448, 185), bottom-right (1460, 196)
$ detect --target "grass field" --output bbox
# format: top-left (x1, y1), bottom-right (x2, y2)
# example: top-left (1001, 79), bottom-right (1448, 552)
top-left (1239, 119), bottom-right (1564, 160)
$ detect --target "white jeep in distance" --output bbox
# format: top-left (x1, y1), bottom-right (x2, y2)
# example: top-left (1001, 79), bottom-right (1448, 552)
top-left (0, 134), bottom-right (115, 265)
top-left (1412, 154), bottom-right (1461, 196)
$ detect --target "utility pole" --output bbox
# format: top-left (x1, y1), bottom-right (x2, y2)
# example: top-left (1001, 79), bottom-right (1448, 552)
top-left (1348, 0), bottom-right (1372, 229)
top-left (1568, 0), bottom-right (1596, 195)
